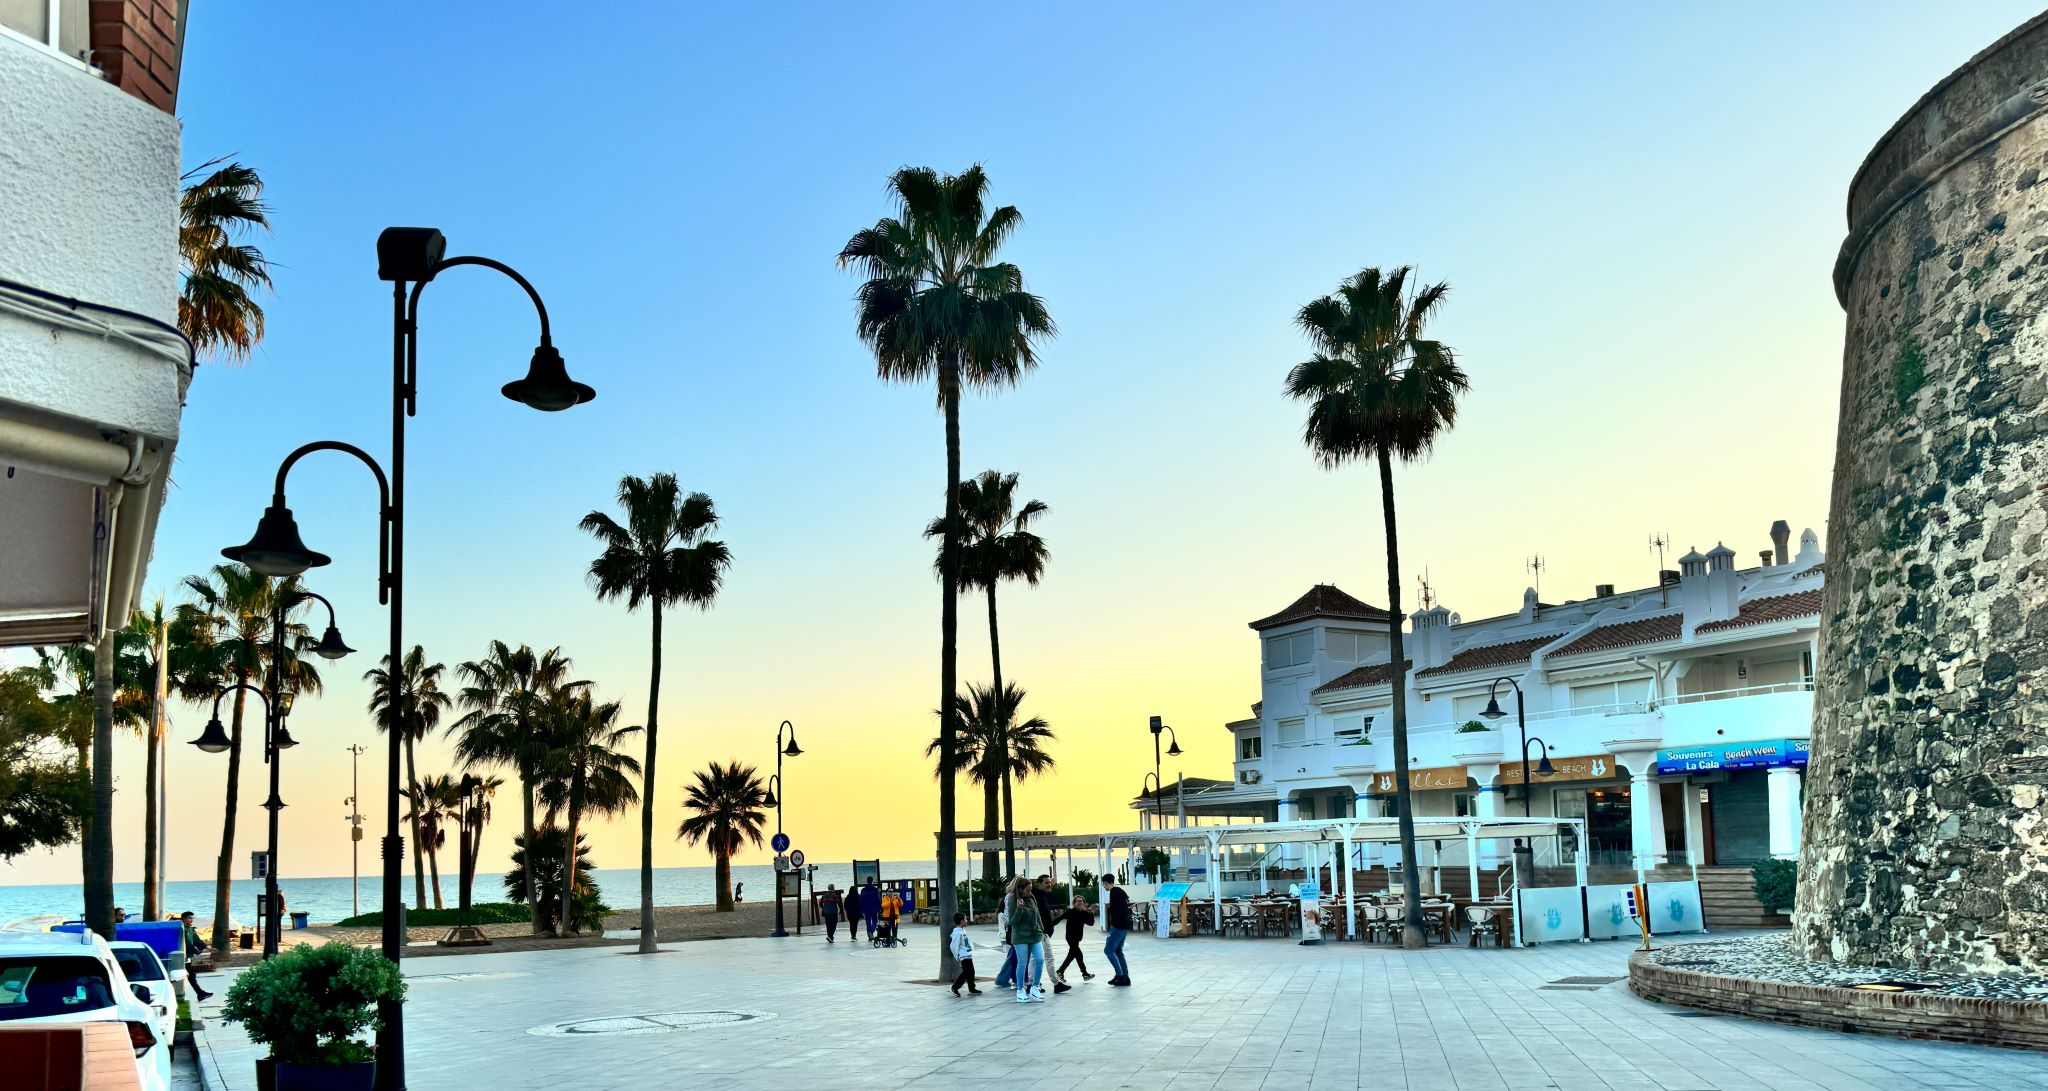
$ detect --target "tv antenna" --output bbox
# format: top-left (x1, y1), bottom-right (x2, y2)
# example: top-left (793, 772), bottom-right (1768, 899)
top-left (1416, 568), bottom-right (1436, 611)
top-left (1650, 533), bottom-right (1671, 603)
top-left (1525, 555), bottom-right (1545, 601)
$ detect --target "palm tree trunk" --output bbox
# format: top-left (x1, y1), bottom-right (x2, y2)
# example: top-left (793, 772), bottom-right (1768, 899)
top-left (637, 605), bottom-right (662, 953)
top-left (75, 737), bottom-right (90, 913)
top-left (405, 736), bottom-right (426, 909)
top-left (210, 686), bottom-right (248, 950)
top-left (142, 627), bottom-right (166, 922)
top-left (86, 636), bottom-right (115, 939)
top-left (935, 365), bottom-right (962, 982)
top-left (1379, 448), bottom-right (1426, 950)
top-left (714, 848), bottom-right (732, 912)
top-left (560, 789), bottom-right (583, 936)
top-left (521, 767), bottom-right (540, 934)
top-left (987, 583), bottom-right (1017, 878)
top-left (981, 777), bottom-right (1000, 885)
top-left (425, 817), bottom-right (444, 910)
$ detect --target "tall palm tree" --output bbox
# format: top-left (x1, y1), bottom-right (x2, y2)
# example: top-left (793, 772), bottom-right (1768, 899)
top-left (535, 692), bottom-right (641, 936)
top-left (676, 762), bottom-right (768, 913)
top-left (409, 773), bottom-right (462, 910)
top-left (579, 475), bottom-right (732, 953)
top-left (927, 471), bottom-right (1049, 878)
top-left (839, 165), bottom-right (1055, 974)
top-left (174, 566), bottom-right (321, 947)
top-left (453, 642), bottom-right (584, 932)
top-left (35, 638), bottom-right (146, 937)
top-left (929, 681), bottom-right (1056, 883)
top-left (122, 602), bottom-right (177, 921)
top-left (178, 158), bottom-right (272, 362)
top-left (457, 774), bottom-right (501, 910)
top-left (1284, 266), bottom-right (1468, 950)
top-left (364, 646), bottom-right (452, 910)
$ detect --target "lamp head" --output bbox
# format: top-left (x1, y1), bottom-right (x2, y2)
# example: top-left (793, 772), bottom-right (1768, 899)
top-left (376, 227), bottom-right (447, 282)
top-left (782, 733), bottom-right (803, 758)
top-left (189, 716), bottom-right (231, 754)
top-left (1166, 738), bottom-right (1183, 757)
top-left (274, 723), bottom-right (299, 750)
top-left (1480, 696), bottom-right (1506, 720)
top-left (502, 343), bottom-right (594, 412)
top-left (278, 690), bottom-right (295, 716)
top-left (313, 624), bottom-right (355, 660)
top-left (1535, 750), bottom-right (1556, 777)
top-left (763, 788), bottom-right (779, 808)
top-left (222, 503), bottom-right (330, 577)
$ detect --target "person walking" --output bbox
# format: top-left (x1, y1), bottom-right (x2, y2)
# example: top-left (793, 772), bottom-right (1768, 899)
top-left (948, 913), bottom-right (981, 996)
top-left (1033, 875), bottom-right (1068, 993)
top-left (991, 881), bottom-right (1019, 991)
top-left (1058, 893), bottom-right (1097, 981)
top-left (879, 885), bottom-right (903, 945)
top-left (820, 884), bottom-right (843, 943)
top-left (178, 911), bottom-right (214, 1001)
top-left (1006, 877), bottom-right (1046, 1003)
top-left (859, 878), bottom-right (881, 941)
top-left (1101, 874), bottom-right (1132, 986)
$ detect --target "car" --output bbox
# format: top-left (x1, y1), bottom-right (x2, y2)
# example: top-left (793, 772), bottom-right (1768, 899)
top-left (0, 930), bottom-right (172, 1091)
top-left (109, 940), bottom-right (177, 1048)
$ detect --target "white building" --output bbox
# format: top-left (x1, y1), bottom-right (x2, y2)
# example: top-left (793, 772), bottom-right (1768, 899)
top-left (0, 1), bottom-right (187, 645)
top-left (1159, 521), bottom-right (1824, 889)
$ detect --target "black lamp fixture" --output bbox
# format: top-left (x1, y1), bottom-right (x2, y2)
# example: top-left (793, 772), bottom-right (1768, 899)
top-left (502, 343), bottom-right (594, 412)
top-left (223, 503), bottom-right (330, 577)
top-left (771, 719), bottom-right (801, 938)
top-left (1528, 737), bottom-right (1557, 778)
top-left (1148, 716), bottom-right (1183, 827)
top-left (1484, 676), bottom-right (1557, 817)
top-left (782, 730), bottom-right (803, 758)
top-left (763, 777), bottom-right (780, 808)
top-left (189, 715), bottom-right (231, 754)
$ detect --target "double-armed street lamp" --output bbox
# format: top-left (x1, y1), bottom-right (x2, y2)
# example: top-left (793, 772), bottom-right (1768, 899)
top-left (1480, 677), bottom-right (1556, 817)
top-left (219, 228), bottom-right (593, 1091)
top-left (766, 720), bottom-right (801, 938)
top-left (1147, 715), bottom-right (1182, 827)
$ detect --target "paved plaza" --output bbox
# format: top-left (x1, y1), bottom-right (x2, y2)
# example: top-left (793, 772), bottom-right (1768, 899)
top-left (193, 925), bottom-right (2048, 1091)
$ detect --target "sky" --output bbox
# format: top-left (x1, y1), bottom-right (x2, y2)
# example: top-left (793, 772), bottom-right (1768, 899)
top-left (7, 1), bottom-right (2043, 891)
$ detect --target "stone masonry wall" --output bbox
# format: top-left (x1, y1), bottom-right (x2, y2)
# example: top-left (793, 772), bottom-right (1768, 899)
top-left (1798, 14), bottom-right (2048, 973)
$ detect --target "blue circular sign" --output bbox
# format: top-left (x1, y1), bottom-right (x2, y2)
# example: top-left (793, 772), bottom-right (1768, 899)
top-left (770, 832), bottom-right (790, 853)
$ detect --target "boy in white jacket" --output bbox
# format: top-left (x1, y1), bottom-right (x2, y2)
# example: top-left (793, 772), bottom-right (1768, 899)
top-left (948, 913), bottom-right (982, 996)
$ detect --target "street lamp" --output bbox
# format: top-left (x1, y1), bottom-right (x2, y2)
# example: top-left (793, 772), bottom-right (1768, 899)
top-left (220, 228), bottom-right (591, 1091)
top-left (771, 719), bottom-right (800, 938)
top-left (1481, 678), bottom-right (1556, 817)
top-left (1147, 716), bottom-right (1182, 827)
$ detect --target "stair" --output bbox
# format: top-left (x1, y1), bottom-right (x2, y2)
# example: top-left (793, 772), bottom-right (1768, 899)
top-left (1651, 864), bottom-right (1788, 928)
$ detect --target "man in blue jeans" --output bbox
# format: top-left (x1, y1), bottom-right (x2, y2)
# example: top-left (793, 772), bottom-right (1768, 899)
top-left (1101, 874), bottom-right (1133, 985)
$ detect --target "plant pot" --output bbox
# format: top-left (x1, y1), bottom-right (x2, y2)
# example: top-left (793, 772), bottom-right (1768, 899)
top-left (255, 1056), bottom-right (274, 1091)
top-left (274, 1060), bottom-right (376, 1091)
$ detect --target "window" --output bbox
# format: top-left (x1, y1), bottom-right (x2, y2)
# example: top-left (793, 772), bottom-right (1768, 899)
top-left (1451, 693), bottom-right (1496, 723)
top-left (1453, 792), bottom-right (1478, 817)
top-left (1274, 718), bottom-right (1307, 745)
top-left (0, 957), bottom-right (116, 1021)
top-left (113, 950), bottom-right (164, 982)
top-left (1299, 798), bottom-right (1317, 820)
top-left (1571, 681), bottom-right (1622, 710)
top-left (1263, 631), bottom-right (1312, 670)
top-left (1328, 794), bottom-right (1353, 818)
top-left (1332, 714), bottom-right (1368, 741)
top-left (1325, 630), bottom-right (1377, 663)
top-left (1239, 736), bottom-right (1262, 760)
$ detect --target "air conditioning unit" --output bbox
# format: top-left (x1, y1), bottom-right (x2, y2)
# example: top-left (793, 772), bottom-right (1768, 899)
top-left (1240, 770), bottom-right (1263, 785)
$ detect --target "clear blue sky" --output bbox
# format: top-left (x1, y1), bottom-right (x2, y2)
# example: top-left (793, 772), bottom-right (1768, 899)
top-left (10, 2), bottom-right (2039, 887)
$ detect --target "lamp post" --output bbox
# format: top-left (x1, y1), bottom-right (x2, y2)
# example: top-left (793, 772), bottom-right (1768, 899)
top-left (1480, 678), bottom-right (1555, 817)
top-left (769, 720), bottom-right (801, 938)
top-left (220, 227), bottom-right (592, 1091)
top-left (1147, 716), bottom-right (1181, 828)
top-left (346, 744), bottom-right (366, 919)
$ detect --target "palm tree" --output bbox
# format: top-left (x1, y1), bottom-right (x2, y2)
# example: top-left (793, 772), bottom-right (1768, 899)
top-left (122, 602), bottom-right (177, 922)
top-left (453, 642), bottom-right (584, 932)
top-left (178, 158), bottom-right (272, 362)
top-left (409, 773), bottom-right (462, 910)
top-left (929, 682), bottom-right (1055, 883)
top-left (579, 475), bottom-right (732, 953)
top-left (457, 774), bottom-right (501, 910)
top-left (34, 638), bottom-right (146, 937)
top-left (364, 646), bottom-right (452, 910)
top-left (838, 165), bottom-right (1055, 974)
top-left (927, 471), bottom-right (1049, 879)
top-left (504, 825), bottom-right (601, 935)
top-left (676, 762), bottom-right (768, 913)
top-left (1284, 266), bottom-right (1468, 950)
top-left (174, 566), bottom-right (321, 947)
top-left (535, 692), bottom-right (641, 936)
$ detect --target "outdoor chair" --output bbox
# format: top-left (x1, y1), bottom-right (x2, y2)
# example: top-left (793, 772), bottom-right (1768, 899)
top-left (1466, 905), bottom-right (1502, 947)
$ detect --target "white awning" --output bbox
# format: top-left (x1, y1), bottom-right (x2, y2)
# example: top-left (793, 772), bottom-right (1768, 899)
top-left (966, 815), bottom-right (1581, 854)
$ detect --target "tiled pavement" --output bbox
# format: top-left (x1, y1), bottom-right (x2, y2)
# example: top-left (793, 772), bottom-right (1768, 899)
top-left (192, 925), bottom-right (2048, 1090)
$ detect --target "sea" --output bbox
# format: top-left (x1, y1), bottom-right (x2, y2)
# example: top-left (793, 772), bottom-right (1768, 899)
top-left (0, 861), bottom-right (931, 928)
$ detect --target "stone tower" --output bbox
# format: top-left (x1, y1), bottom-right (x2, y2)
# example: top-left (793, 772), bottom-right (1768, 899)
top-left (1798, 14), bottom-right (2048, 973)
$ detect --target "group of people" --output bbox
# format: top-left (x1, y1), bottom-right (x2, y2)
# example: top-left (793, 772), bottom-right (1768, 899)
top-left (948, 872), bottom-right (1133, 1003)
top-left (817, 879), bottom-right (904, 945)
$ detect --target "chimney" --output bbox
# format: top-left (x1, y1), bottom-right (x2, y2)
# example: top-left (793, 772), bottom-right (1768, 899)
top-left (1595, 583), bottom-right (1616, 598)
top-left (1703, 542), bottom-right (1739, 621)
top-left (1408, 606), bottom-right (1454, 671)
top-left (1519, 587), bottom-right (1539, 623)
top-left (1795, 528), bottom-right (1823, 568)
top-left (1770, 520), bottom-right (1791, 565)
top-left (1760, 550), bottom-right (1774, 568)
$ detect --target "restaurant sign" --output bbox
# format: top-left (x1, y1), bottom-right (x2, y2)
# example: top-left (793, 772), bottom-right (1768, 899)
top-left (1370, 765), bottom-right (1471, 794)
top-left (1497, 753), bottom-right (1617, 785)
top-left (1654, 738), bottom-right (1810, 776)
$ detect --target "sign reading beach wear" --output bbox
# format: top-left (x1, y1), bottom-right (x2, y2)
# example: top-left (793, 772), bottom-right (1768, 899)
top-left (1653, 739), bottom-right (1810, 776)
top-left (1497, 754), bottom-right (1617, 785)
top-left (1371, 765), bottom-right (1471, 794)
top-left (1298, 884), bottom-right (1322, 945)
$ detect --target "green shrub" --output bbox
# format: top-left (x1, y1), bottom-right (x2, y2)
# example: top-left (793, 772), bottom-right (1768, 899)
top-left (1752, 858), bottom-right (1796, 913)
top-left (1457, 720), bottom-right (1491, 733)
top-left (332, 902), bottom-right (530, 929)
top-left (504, 825), bottom-right (610, 933)
top-left (220, 942), bottom-right (405, 1066)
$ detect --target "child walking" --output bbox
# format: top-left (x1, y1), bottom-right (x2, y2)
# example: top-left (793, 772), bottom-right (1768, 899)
top-left (1058, 894), bottom-right (1097, 981)
top-left (948, 913), bottom-right (981, 996)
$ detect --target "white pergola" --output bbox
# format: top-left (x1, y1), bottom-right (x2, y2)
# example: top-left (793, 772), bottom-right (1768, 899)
top-left (968, 816), bottom-right (1587, 941)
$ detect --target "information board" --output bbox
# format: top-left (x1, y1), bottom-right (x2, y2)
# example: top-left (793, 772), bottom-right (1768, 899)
top-left (1646, 880), bottom-right (1706, 935)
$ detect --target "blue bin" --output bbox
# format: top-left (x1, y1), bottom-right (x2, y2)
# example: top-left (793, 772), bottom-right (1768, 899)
top-left (50, 920), bottom-right (182, 961)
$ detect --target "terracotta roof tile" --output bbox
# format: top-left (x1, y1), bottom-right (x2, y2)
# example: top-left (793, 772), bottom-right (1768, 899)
top-left (1414, 635), bottom-right (1556, 678)
top-left (1694, 590), bottom-right (1824, 634)
top-left (1549, 613), bottom-right (1683, 658)
top-left (1311, 660), bottom-right (1410, 695)
top-left (1249, 584), bottom-right (1390, 631)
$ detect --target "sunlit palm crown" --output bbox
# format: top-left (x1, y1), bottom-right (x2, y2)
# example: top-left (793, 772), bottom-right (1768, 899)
top-left (1284, 266), bottom-right (1469, 467)
top-left (173, 565), bottom-right (323, 697)
top-left (836, 165), bottom-right (1056, 400)
top-left (452, 642), bottom-right (585, 774)
top-left (363, 645), bottom-right (450, 742)
top-left (535, 692), bottom-right (641, 822)
top-left (930, 681), bottom-right (1056, 783)
top-left (580, 474), bottom-right (732, 611)
top-left (177, 159), bottom-right (272, 362)
top-left (925, 470), bottom-right (1051, 592)
top-left (677, 760), bottom-right (769, 857)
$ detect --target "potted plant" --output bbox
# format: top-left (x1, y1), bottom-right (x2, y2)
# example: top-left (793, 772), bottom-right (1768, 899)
top-left (220, 942), bottom-right (405, 1091)
top-left (1456, 720), bottom-right (1490, 733)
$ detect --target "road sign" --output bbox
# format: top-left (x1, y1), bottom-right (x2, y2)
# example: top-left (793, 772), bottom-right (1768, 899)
top-left (774, 853), bottom-right (789, 871)
top-left (789, 849), bottom-right (805, 869)
top-left (771, 832), bottom-right (790, 853)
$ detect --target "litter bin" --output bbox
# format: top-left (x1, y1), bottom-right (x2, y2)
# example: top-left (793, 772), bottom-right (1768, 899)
top-left (290, 911), bottom-right (309, 930)
top-left (238, 929), bottom-right (253, 950)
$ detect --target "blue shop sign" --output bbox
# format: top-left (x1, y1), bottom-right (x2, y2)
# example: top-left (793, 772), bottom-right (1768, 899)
top-left (1655, 738), bottom-right (1810, 775)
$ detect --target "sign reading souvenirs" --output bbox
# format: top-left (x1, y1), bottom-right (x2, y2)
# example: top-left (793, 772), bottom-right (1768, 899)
top-left (1497, 753), bottom-right (1617, 785)
top-left (1371, 765), bottom-right (1470, 794)
top-left (1653, 738), bottom-right (1811, 776)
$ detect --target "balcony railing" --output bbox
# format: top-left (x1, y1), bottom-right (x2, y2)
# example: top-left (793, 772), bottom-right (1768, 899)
top-left (1408, 681), bottom-right (1813, 734)
top-left (1653, 680), bottom-right (1814, 707)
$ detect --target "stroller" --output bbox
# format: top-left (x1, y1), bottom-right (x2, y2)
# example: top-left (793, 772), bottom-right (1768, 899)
top-left (871, 890), bottom-right (907, 948)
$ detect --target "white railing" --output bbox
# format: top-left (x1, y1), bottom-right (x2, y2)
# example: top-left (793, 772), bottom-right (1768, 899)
top-left (1653, 681), bottom-right (1814, 707)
